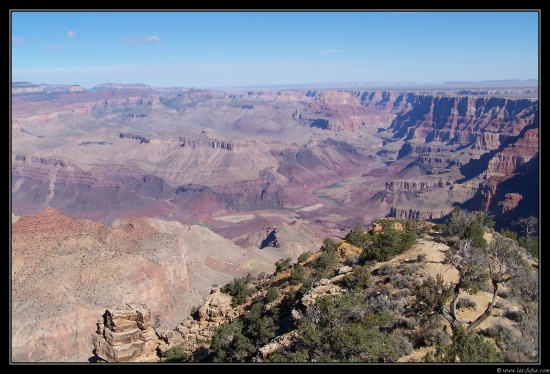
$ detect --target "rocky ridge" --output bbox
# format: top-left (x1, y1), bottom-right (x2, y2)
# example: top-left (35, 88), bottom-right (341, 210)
top-left (89, 222), bottom-right (536, 363)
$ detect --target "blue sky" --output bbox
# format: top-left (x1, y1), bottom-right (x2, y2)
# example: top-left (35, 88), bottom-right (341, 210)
top-left (11, 10), bottom-right (539, 89)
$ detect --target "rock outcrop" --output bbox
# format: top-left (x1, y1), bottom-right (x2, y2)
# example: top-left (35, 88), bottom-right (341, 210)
top-left (92, 303), bottom-right (161, 362)
top-left (299, 278), bottom-right (347, 309)
top-left (156, 287), bottom-right (243, 358)
top-left (179, 138), bottom-right (234, 151)
top-left (109, 270), bottom-right (357, 362)
top-left (119, 133), bottom-right (151, 143)
top-left (389, 207), bottom-right (451, 221)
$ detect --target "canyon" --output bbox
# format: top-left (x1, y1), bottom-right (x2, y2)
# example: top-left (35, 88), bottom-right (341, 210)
top-left (10, 81), bottom-right (539, 362)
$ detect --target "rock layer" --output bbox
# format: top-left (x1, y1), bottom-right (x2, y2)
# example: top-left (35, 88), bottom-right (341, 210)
top-left (12, 85), bottom-right (538, 236)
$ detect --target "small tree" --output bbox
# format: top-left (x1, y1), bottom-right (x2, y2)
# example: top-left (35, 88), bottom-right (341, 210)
top-left (463, 220), bottom-right (487, 248)
top-left (210, 321), bottom-right (255, 363)
top-left (425, 326), bottom-right (503, 362)
top-left (518, 236), bottom-right (539, 259)
top-left (500, 228), bottom-right (517, 241)
top-left (345, 226), bottom-right (370, 248)
top-left (298, 251), bottom-right (313, 263)
top-left (474, 211), bottom-right (495, 229)
top-left (162, 345), bottom-right (190, 362)
top-left (320, 238), bottom-right (338, 252)
top-left (512, 216), bottom-right (539, 259)
top-left (342, 265), bottom-right (372, 291)
top-left (405, 219), bottom-right (432, 235)
top-left (241, 302), bottom-right (277, 349)
top-left (467, 236), bottom-right (532, 331)
top-left (312, 248), bottom-right (338, 279)
top-left (290, 264), bottom-right (306, 285)
top-left (443, 238), bottom-right (488, 328)
top-left (222, 276), bottom-right (253, 307)
top-left (275, 258), bottom-right (292, 272)
top-left (444, 207), bottom-right (477, 238)
top-left (513, 216), bottom-right (538, 238)
top-left (409, 273), bottom-right (453, 325)
top-left (265, 287), bottom-right (280, 303)
top-left (288, 293), bottom-right (394, 362)
top-left (412, 236), bottom-right (533, 333)
top-left (363, 227), bottom-right (416, 262)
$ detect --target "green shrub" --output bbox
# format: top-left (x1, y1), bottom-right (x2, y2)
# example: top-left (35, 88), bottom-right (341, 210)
top-left (290, 264), bottom-right (306, 285)
top-left (456, 297), bottom-right (477, 310)
top-left (364, 228), bottom-right (416, 262)
top-left (401, 263), bottom-right (419, 276)
top-left (376, 263), bottom-right (395, 276)
top-left (497, 289), bottom-right (510, 299)
top-left (297, 251), bottom-right (313, 263)
top-left (500, 228), bottom-right (517, 241)
top-left (425, 326), bottom-right (503, 362)
top-left (444, 207), bottom-right (474, 237)
top-left (320, 238), bottom-right (338, 252)
top-left (345, 226), bottom-right (370, 248)
top-left (464, 220), bottom-right (487, 248)
top-left (405, 219), bottom-right (432, 235)
top-left (518, 235), bottom-right (539, 259)
top-left (474, 211), bottom-right (495, 229)
top-left (210, 321), bottom-right (255, 362)
top-left (265, 287), bottom-right (280, 303)
top-left (275, 258), bottom-right (292, 272)
top-left (162, 345), bottom-right (189, 362)
top-left (389, 273), bottom-right (408, 289)
top-left (342, 265), bottom-right (372, 290)
top-left (504, 308), bottom-right (523, 322)
top-left (222, 276), bottom-right (253, 307)
top-left (285, 294), bottom-right (395, 362)
top-left (312, 248), bottom-right (338, 278)
top-left (391, 328), bottom-right (414, 358)
top-left (410, 324), bottom-right (450, 349)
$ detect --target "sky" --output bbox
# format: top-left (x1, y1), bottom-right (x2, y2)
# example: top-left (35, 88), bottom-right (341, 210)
top-left (10, 10), bottom-right (540, 89)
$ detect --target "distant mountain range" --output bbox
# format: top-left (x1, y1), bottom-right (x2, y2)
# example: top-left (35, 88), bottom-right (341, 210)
top-left (12, 79), bottom-right (538, 93)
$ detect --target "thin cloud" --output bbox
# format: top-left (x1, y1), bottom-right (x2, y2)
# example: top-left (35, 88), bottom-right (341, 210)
top-left (67, 30), bottom-right (76, 38)
top-left (145, 36), bottom-right (161, 44)
top-left (318, 49), bottom-right (344, 54)
top-left (121, 35), bottom-right (161, 45)
top-left (45, 43), bottom-right (63, 52)
top-left (12, 37), bottom-right (25, 45)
